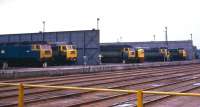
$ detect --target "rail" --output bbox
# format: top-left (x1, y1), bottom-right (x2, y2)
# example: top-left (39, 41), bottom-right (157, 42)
top-left (1, 82), bottom-right (200, 107)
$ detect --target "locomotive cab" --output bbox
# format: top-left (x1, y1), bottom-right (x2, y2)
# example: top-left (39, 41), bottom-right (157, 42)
top-left (123, 48), bottom-right (136, 63)
top-left (169, 48), bottom-right (187, 61)
top-left (160, 47), bottom-right (168, 61)
top-left (182, 50), bottom-right (187, 58)
top-left (136, 48), bottom-right (145, 63)
top-left (64, 45), bottom-right (77, 61)
top-left (51, 44), bottom-right (78, 64)
top-left (32, 44), bottom-right (52, 67)
top-left (32, 44), bottom-right (52, 60)
top-left (123, 48), bottom-right (135, 58)
top-left (178, 48), bottom-right (187, 60)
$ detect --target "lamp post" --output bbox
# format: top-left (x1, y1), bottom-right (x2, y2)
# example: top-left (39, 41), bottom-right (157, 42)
top-left (153, 34), bottom-right (156, 41)
top-left (97, 18), bottom-right (100, 30)
top-left (165, 27), bottom-right (168, 48)
top-left (165, 27), bottom-right (169, 61)
top-left (42, 21), bottom-right (46, 42)
top-left (42, 21), bottom-right (46, 32)
top-left (190, 33), bottom-right (193, 41)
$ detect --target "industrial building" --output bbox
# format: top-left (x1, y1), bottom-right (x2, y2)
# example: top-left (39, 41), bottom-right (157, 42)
top-left (101, 40), bottom-right (194, 60)
top-left (0, 30), bottom-right (100, 65)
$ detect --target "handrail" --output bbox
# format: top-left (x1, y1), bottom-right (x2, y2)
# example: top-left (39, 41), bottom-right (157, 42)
top-left (0, 82), bottom-right (19, 86)
top-left (144, 90), bottom-right (200, 96)
top-left (1, 82), bottom-right (200, 107)
top-left (25, 84), bottom-right (137, 93)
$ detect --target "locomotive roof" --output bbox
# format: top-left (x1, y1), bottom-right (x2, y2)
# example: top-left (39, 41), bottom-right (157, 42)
top-left (0, 41), bottom-right (49, 45)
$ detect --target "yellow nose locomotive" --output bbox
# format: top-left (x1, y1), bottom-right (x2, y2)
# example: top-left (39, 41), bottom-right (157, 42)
top-left (50, 43), bottom-right (78, 65)
top-left (100, 45), bottom-right (131, 63)
top-left (169, 48), bottom-right (187, 61)
top-left (142, 47), bottom-right (168, 62)
top-left (127, 48), bottom-right (144, 63)
top-left (0, 42), bottom-right (52, 69)
top-left (100, 44), bottom-right (144, 63)
top-left (135, 48), bottom-right (145, 63)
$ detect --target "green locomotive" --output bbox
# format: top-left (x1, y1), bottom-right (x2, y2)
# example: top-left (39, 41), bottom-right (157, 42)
top-left (100, 44), bottom-right (144, 63)
top-left (143, 47), bottom-right (168, 62)
top-left (169, 48), bottom-right (187, 61)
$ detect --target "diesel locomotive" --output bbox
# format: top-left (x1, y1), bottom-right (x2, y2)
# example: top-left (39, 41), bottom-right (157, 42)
top-left (143, 47), bottom-right (168, 62)
top-left (169, 48), bottom-right (187, 61)
top-left (50, 43), bottom-right (78, 65)
top-left (135, 48), bottom-right (145, 63)
top-left (100, 44), bottom-right (144, 63)
top-left (0, 43), bottom-right (52, 69)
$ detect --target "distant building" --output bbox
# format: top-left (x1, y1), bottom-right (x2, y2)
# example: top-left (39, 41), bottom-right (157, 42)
top-left (101, 40), bottom-right (194, 60)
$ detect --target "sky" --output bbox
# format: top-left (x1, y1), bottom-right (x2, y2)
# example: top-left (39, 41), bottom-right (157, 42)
top-left (0, 0), bottom-right (200, 48)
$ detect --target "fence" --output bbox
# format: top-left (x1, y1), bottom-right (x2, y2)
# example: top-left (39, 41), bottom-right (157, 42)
top-left (0, 82), bottom-right (200, 107)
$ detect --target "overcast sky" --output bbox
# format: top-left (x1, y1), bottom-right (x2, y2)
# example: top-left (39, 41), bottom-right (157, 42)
top-left (0, 0), bottom-right (200, 48)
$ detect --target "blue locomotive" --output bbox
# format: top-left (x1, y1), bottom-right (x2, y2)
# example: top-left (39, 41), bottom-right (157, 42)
top-left (0, 43), bottom-right (52, 69)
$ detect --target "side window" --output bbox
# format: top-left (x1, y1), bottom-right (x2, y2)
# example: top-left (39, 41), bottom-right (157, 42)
top-left (125, 48), bottom-right (129, 51)
top-left (62, 46), bottom-right (67, 50)
top-left (160, 49), bottom-right (163, 53)
top-left (66, 45), bottom-right (70, 49)
top-left (32, 45), bottom-right (40, 50)
top-left (36, 45), bottom-right (40, 49)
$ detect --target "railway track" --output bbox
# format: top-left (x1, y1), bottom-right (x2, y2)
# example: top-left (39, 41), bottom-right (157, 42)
top-left (0, 64), bottom-right (200, 107)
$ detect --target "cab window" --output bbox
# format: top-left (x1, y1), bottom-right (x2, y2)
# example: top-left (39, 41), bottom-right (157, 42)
top-left (124, 48), bottom-right (129, 51)
top-left (62, 46), bottom-right (67, 50)
top-left (131, 51), bottom-right (135, 55)
top-left (64, 45), bottom-right (69, 49)
top-left (36, 45), bottom-right (40, 49)
top-left (32, 44), bottom-right (40, 50)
